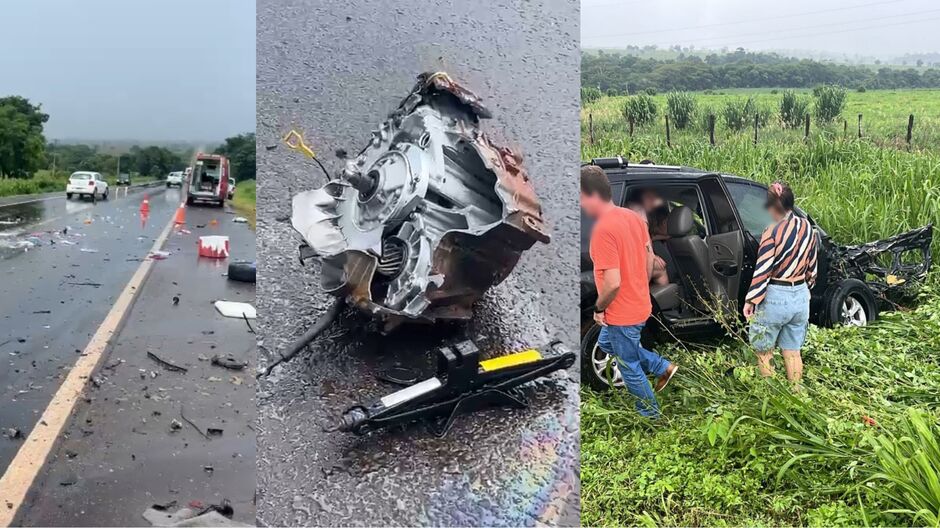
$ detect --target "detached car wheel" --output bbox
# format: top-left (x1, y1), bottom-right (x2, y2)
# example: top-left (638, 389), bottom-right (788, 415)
top-left (227, 261), bottom-right (256, 283)
top-left (827, 279), bottom-right (878, 327)
top-left (580, 323), bottom-right (622, 391)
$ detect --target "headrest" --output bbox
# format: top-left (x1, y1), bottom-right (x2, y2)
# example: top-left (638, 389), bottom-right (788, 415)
top-left (667, 206), bottom-right (694, 236)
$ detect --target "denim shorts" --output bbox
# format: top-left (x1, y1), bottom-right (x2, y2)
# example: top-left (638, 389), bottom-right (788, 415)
top-left (748, 283), bottom-right (810, 352)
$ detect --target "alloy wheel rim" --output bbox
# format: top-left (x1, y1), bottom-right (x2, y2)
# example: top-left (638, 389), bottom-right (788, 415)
top-left (591, 342), bottom-right (623, 387)
top-left (841, 295), bottom-right (868, 326)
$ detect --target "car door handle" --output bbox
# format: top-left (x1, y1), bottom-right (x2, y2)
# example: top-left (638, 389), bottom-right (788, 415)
top-left (713, 261), bottom-right (738, 276)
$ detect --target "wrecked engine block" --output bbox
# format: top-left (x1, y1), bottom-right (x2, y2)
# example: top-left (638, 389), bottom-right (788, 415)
top-left (292, 72), bottom-right (549, 330)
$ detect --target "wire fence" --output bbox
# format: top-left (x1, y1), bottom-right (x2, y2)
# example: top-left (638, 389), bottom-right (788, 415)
top-left (585, 110), bottom-right (933, 151)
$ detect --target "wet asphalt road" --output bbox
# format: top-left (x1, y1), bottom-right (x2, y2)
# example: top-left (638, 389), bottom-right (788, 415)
top-left (256, 1), bottom-right (581, 526)
top-left (0, 183), bottom-right (172, 472)
top-left (16, 202), bottom-right (257, 527)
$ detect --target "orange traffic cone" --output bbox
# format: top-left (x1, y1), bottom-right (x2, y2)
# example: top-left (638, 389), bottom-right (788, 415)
top-left (173, 204), bottom-right (186, 226)
top-left (139, 195), bottom-right (150, 215)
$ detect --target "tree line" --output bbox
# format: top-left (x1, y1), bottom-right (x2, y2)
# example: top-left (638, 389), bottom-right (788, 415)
top-left (582, 49), bottom-right (940, 94)
top-left (1, 95), bottom-right (255, 182)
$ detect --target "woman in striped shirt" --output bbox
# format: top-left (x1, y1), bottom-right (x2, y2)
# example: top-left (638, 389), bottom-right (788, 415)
top-left (743, 181), bottom-right (817, 388)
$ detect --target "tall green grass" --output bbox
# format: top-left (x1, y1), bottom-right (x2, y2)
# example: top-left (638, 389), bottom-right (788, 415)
top-left (582, 289), bottom-right (940, 527)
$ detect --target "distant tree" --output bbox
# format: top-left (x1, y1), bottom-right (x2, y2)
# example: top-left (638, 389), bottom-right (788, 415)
top-left (214, 132), bottom-right (255, 181)
top-left (0, 96), bottom-right (49, 178)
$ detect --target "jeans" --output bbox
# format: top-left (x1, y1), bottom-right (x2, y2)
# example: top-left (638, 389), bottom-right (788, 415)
top-left (749, 283), bottom-right (811, 352)
top-left (598, 324), bottom-right (671, 417)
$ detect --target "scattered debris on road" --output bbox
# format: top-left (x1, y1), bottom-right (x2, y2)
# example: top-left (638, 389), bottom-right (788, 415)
top-left (3, 427), bottom-right (23, 440)
top-left (226, 261), bottom-right (255, 283)
top-left (214, 301), bottom-right (256, 319)
top-left (211, 355), bottom-right (247, 371)
top-left (147, 351), bottom-right (188, 373)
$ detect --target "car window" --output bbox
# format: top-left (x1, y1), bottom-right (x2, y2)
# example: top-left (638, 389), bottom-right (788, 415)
top-left (71, 173), bottom-right (90, 179)
top-left (725, 181), bottom-right (773, 238)
top-left (624, 184), bottom-right (708, 237)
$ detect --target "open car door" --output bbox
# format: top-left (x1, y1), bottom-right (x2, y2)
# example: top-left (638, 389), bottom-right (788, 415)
top-left (698, 175), bottom-right (747, 312)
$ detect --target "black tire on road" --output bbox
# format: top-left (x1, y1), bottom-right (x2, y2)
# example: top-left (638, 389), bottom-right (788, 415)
top-left (227, 261), bottom-right (256, 283)
top-left (66, 193), bottom-right (72, 199)
top-left (103, 189), bottom-right (109, 200)
top-left (825, 278), bottom-right (878, 327)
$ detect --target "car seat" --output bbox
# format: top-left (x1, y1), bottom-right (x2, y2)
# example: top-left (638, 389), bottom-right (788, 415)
top-left (665, 206), bottom-right (728, 309)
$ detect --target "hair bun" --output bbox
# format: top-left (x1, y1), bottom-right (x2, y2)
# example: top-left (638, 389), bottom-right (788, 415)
top-left (770, 182), bottom-right (784, 196)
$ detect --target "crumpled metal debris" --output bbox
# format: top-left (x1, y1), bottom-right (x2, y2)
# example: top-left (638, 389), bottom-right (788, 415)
top-left (291, 72), bottom-right (550, 330)
top-left (828, 224), bottom-right (933, 300)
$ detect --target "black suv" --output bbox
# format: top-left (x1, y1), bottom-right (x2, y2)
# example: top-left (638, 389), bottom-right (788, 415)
top-left (581, 158), bottom-right (932, 390)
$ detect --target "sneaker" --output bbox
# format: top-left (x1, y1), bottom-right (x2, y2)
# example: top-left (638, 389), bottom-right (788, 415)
top-left (654, 364), bottom-right (678, 392)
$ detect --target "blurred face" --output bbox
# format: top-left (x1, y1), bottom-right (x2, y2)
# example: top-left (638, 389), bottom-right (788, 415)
top-left (639, 189), bottom-right (663, 212)
top-left (580, 190), bottom-right (607, 219)
top-left (767, 204), bottom-right (787, 222)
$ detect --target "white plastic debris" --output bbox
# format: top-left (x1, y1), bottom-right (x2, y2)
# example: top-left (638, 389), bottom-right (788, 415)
top-left (232, 216), bottom-right (248, 223)
top-left (214, 301), bottom-right (256, 319)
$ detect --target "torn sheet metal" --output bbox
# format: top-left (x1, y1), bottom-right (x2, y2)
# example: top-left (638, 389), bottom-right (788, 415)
top-left (291, 72), bottom-right (549, 330)
top-left (828, 224), bottom-right (933, 301)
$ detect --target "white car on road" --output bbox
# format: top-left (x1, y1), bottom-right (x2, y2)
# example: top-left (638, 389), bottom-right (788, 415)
top-left (66, 171), bottom-right (109, 201)
top-left (166, 171), bottom-right (184, 188)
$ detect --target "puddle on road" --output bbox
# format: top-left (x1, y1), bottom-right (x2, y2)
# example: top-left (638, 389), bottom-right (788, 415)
top-left (0, 202), bottom-right (45, 233)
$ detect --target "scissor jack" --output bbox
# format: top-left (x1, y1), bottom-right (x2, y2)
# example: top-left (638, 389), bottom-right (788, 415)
top-left (337, 340), bottom-right (575, 437)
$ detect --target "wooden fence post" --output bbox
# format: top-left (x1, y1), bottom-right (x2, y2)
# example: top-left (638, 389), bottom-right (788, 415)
top-left (804, 114), bottom-right (810, 140)
top-left (589, 113), bottom-right (595, 145)
top-left (665, 115), bottom-right (671, 148)
top-left (753, 113), bottom-right (759, 145)
top-left (708, 114), bottom-right (715, 146)
top-left (858, 113), bottom-right (863, 138)
top-left (843, 119), bottom-right (847, 138)
top-left (907, 114), bottom-right (914, 146)
top-left (629, 117), bottom-right (634, 137)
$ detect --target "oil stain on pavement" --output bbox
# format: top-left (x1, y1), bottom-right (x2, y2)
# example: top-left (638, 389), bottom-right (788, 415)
top-left (256, 1), bottom-right (581, 526)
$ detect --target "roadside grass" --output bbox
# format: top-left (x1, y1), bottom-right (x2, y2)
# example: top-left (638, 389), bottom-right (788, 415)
top-left (230, 180), bottom-right (256, 228)
top-left (581, 288), bottom-right (940, 527)
top-left (0, 170), bottom-right (158, 198)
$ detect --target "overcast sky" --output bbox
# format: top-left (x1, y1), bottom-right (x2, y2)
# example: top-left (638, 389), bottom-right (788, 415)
top-left (581, 0), bottom-right (940, 58)
top-left (0, 0), bottom-right (254, 142)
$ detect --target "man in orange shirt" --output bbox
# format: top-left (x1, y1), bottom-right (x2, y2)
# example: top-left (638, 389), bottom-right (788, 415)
top-left (581, 166), bottom-right (678, 417)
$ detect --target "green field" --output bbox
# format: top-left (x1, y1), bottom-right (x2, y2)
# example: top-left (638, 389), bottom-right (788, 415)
top-left (584, 89), bottom-right (940, 151)
top-left (581, 89), bottom-right (940, 527)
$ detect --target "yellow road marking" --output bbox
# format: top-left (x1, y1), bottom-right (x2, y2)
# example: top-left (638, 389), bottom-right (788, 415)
top-left (0, 207), bottom-right (178, 527)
